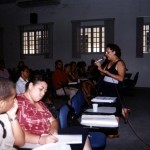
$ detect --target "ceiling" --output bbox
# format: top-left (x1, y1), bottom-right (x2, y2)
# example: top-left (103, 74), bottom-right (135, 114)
top-left (0, 0), bottom-right (61, 7)
top-left (0, 0), bottom-right (16, 4)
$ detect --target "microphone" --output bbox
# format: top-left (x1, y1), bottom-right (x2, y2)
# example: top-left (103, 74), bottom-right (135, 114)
top-left (95, 56), bottom-right (106, 63)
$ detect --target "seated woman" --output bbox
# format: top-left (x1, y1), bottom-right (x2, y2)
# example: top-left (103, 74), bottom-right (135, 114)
top-left (69, 62), bottom-right (98, 106)
top-left (16, 74), bottom-right (92, 150)
top-left (0, 77), bottom-right (25, 149)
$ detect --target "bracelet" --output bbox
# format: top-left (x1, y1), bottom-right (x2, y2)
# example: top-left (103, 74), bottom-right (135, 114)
top-left (38, 135), bottom-right (41, 144)
top-left (9, 116), bottom-right (18, 122)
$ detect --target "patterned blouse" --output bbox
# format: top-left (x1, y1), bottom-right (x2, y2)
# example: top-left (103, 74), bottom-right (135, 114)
top-left (17, 94), bottom-right (53, 136)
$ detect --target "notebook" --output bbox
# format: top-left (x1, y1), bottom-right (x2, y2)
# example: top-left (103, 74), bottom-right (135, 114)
top-left (91, 96), bottom-right (117, 103)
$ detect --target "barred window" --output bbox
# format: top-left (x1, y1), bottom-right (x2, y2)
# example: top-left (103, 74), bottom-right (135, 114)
top-left (80, 26), bottom-right (105, 53)
top-left (20, 23), bottom-right (53, 58)
top-left (143, 24), bottom-right (150, 53)
top-left (72, 19), bottom-right (114, 58)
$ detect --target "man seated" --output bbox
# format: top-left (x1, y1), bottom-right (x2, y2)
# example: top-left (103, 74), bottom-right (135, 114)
top-left (52, 59), bottom-right (78, 99)
top-left (16, 65), bottom-right (30, 94)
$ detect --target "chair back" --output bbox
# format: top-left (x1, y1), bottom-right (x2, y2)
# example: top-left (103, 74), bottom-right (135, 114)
top-left (76, 90), bottom-right (85, 107)
top-left (89, 131), bottom-right (106, 149)
top-left (132, 72), bottom-right (139, 87)
top-left (58, 104), bottom-right (70, 128)
top-left (71, 90), bottom-right (85, 116)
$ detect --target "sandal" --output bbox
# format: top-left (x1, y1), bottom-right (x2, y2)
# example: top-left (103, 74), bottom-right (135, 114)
top-left (108, 133), bottom-right (120, 139)
top-left (122, 108), bottom-right (131, 123)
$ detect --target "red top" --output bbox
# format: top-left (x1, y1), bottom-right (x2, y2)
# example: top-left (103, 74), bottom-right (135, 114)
top-left (17, 94), bottom-right (52, 135)
top-left (52, 69), bottom-right (68, 89)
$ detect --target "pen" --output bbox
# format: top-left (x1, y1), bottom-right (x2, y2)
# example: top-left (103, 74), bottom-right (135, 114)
top-left (49, 132), bottom-right (58, 140)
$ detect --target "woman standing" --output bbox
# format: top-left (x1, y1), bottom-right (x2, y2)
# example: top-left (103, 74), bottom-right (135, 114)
top-left (96, 44), bottom-right (126, 136)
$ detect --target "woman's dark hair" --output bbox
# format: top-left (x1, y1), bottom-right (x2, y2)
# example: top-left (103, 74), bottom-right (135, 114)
top-left (25, 74), bottom-right (47, 91)
top-left (0, 77), bottom-right (15, 100)
top-left (70, 61), bottom-right (76, 66)
top-left (64, 63), bottom-right (70, 69)
top-left (106, 43), bottom-right (121, 58)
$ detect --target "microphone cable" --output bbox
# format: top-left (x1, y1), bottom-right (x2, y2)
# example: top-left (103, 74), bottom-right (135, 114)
top-left (112, 78), bottom-right (150, 148)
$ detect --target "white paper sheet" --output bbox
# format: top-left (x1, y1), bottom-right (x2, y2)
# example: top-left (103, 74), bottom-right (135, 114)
top-left (85, 106), bottom-right (116, 114)
top-left (55, 134), bottom-right (82, 144)
top-left (80, 114), bottom-right (118, 128)
top-left (91, 96), bottom-right (117, 103)
top-left (33, 143), bottom-right (71, 150)
top-left (68, 82), bottom-right (78, 85)
top-left (21, 134), bottom-right (82, 149)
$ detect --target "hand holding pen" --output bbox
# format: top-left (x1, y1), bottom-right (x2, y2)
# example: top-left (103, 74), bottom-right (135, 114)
top-left (38, 133), bottom-right (58, 145)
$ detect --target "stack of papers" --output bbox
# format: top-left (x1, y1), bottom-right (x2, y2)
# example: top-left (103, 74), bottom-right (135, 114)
top-left (91, 96), bottom-right (117, 103)
top-left (81, 114), bottom-right (118, 128)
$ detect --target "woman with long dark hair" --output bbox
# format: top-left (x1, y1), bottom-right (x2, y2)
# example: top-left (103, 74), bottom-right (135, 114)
top-left (96, 43), bottom-right (130, 137)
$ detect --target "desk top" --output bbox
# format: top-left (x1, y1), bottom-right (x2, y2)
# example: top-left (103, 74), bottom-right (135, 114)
top-left (68, 82), bottom-right (78, 85)
top-left (21, 135), bottom-right (82, 149)
top-left (21, 143), bottom-right (71, 150)
top-left (85, 106), bottom-right (116, 114)
top-left (80, 114), bottom-right (118, 128)
top-left (91, 96), bottom-right (116, 103)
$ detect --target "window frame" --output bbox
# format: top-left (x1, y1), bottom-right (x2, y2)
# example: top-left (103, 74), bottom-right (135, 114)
top-left (72, 18), bottom-right (115, 58)
top-left (80, 25), bottom-right (105, 54)
top-left (19, 23), bottom-right (53, 58)
top-left (136, 17), bottom-right (150, 57)
top-left (143, 24), bottom-right (150, 53)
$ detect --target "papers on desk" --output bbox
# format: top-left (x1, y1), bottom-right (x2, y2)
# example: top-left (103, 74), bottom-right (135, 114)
top-left (80, 78), bottom-right (88, 81)
top-left (91, 96), bottom-right (116, 103)
top-left (85, 106), bottom-right (116, 114)
top-left (81, 114), bottom-right (118, 128)
top-left (68, 82), bottom-right (78, 85)
top-left (55, 134), bottom-right (82, 144)
top-left (21, 134), bottom-right (82, 149)
top-left (33, 143), bottom-right (71, 150)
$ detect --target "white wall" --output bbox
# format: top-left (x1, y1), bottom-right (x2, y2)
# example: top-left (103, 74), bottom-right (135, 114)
top-left (0, 0), bottom-right (150, 87)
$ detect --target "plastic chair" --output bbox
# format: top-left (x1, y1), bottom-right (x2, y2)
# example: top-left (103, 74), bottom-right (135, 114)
top-left (71, 90), bottom-right (86, 117)
top-left (89, 131), bottom-right (106, 150)
top-left (123, 72), bottom-right (139, 95)
top-left (58, 104), bottom-right (70, 128)
top-left (58, 104), bottom-right (106, 149)
top-left (70, 91), bottom-right (107, 150)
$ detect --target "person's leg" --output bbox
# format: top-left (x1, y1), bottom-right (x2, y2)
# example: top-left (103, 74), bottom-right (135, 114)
top-left (122, 108), bottom-right (131, 123)
top-left (56, 88), bottom-right (65, 96)
top-left (83, 136), bottom-right (92, 150)
top-left (64, 87), bottom-right (78, 99)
